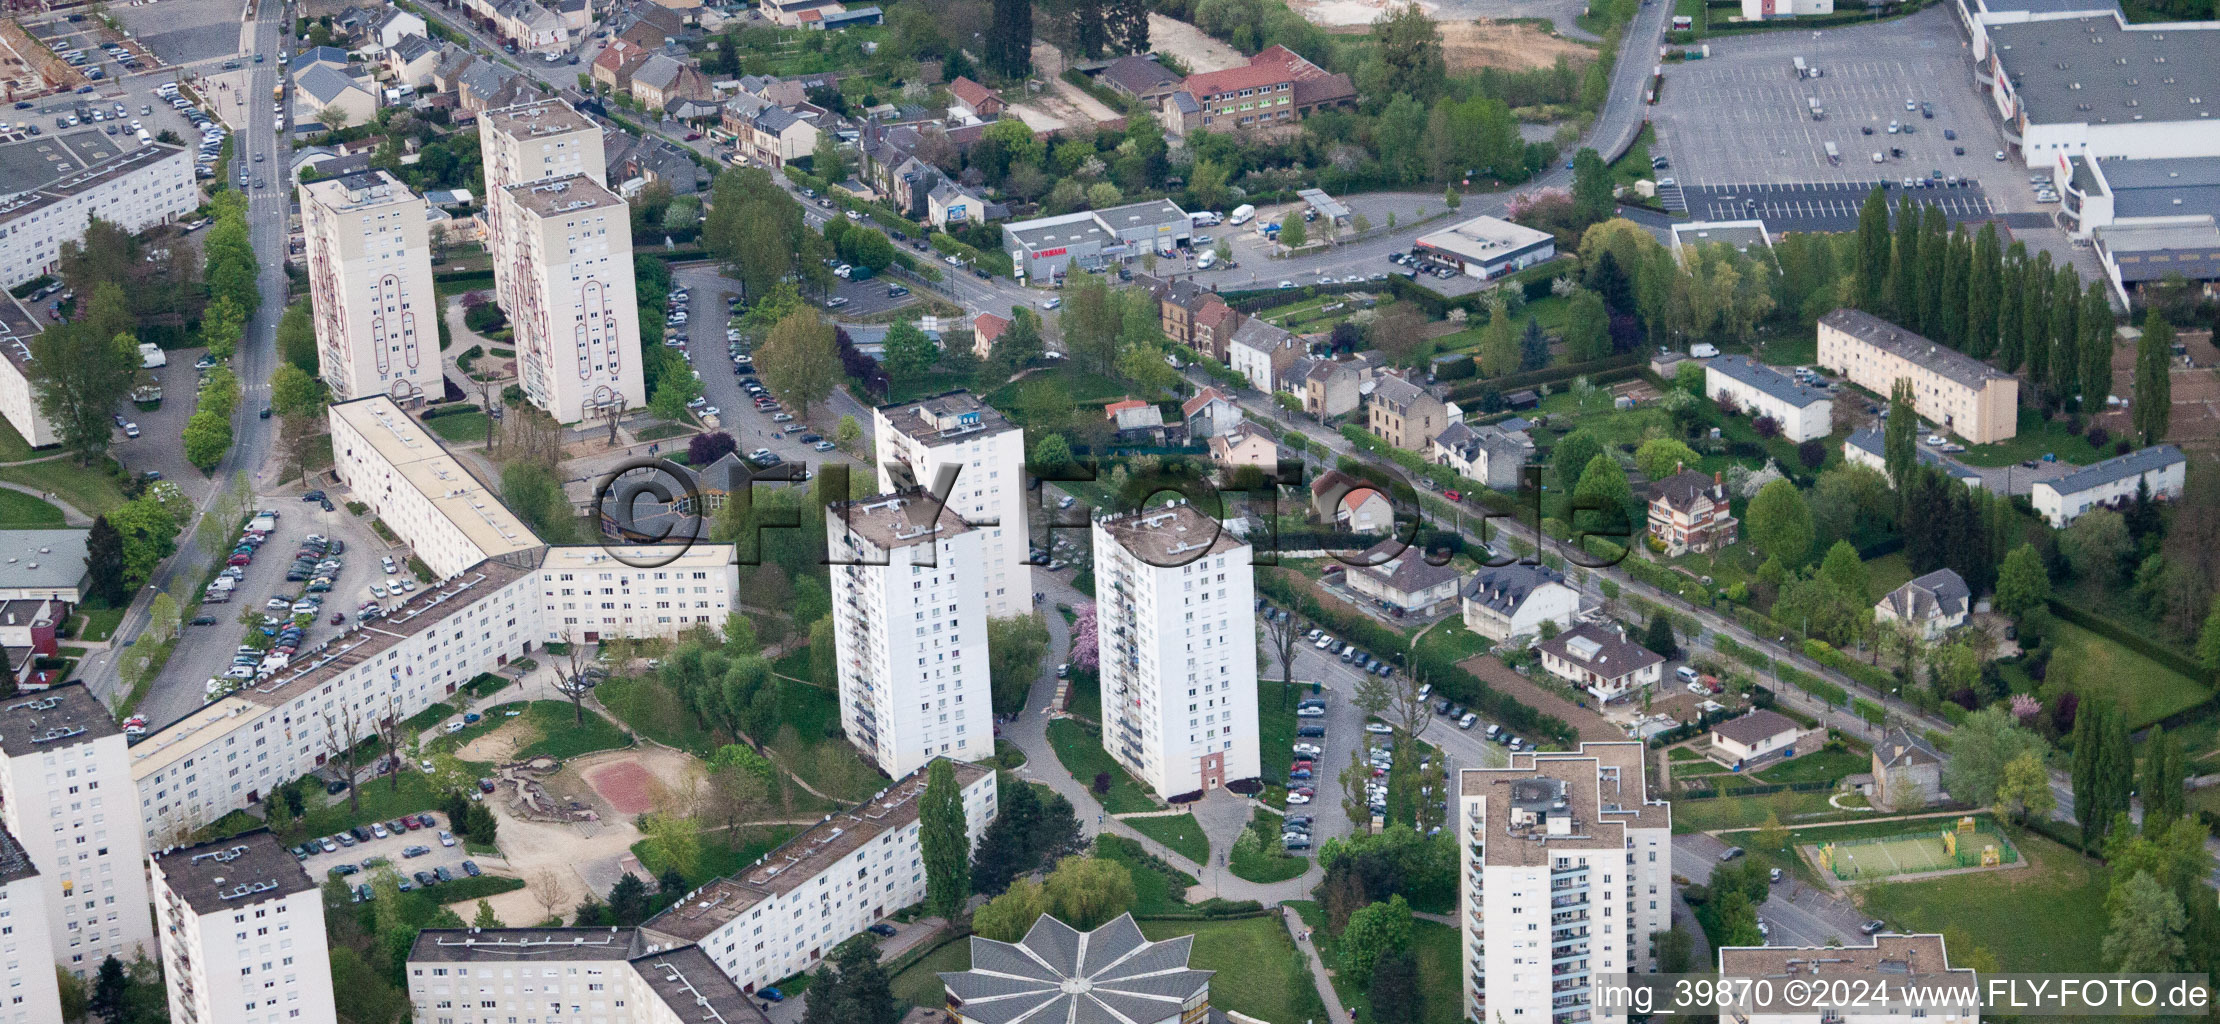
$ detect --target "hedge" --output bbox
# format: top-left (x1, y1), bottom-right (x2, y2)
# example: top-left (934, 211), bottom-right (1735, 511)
top-left (2044, 598), bottom-right (2213, 686)
top-left (1255, 571), bottom-right (1575, 746)
top-left (1853, 698), bottom-right (1885, 727)
top-left (929, 232), bottom-right (1014, 279)
top-left (1443, 354), bottom-right (1643, 406)
top-left (1802, 639), bottom-right (1895, 693)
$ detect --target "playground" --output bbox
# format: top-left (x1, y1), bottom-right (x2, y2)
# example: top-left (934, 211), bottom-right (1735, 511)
top-left (1805, 817), bottom-right (2020, 885)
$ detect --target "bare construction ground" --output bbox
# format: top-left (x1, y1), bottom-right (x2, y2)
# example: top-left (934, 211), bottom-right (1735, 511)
top-left (1440, 19), bottom-right (1596, 72)
top-left (1147, 14), bottom-right (1247, 72)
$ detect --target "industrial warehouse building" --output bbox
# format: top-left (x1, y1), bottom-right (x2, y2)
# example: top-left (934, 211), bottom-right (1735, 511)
top-left (1002, 199), bottom-right (1192, 280)
top-left (1414, 215), bottom-right (1557, 279)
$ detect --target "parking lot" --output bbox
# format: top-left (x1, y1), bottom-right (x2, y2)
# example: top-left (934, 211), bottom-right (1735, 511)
top-left (296, 810), bottom-right (498, 899)
top-left (670, 264), bottom-right (881, 470)
top-left (109, 0), bottom-right (253, 68)
top-left (1648, 7), bottom-right (2033, 208)
top-left (1676, 181), bottom-right (1996, 232)
top-left (135, 499), bottom-right (398, 730)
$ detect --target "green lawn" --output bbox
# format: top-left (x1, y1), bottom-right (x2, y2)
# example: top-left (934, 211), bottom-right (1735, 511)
top-left (1857, 827), bottom-right (2105, 973)
top-left (1288, 902), bottom-right (1463, 1024)
top-left (72, 604), bottom-right (126, 642)
top-left (984, 366), bottom-right (1134, 417)
top-left (1954, 407), bottom-right (2112, 467)
top-left (889, 936), bottom-right (972, 1008)
top-left (0, 458), bottom-right (126, 516)
top-left (1066, 667), bottom-right (1101, 722)
top-left (1097, 833), bottom-right (1196, 915)
top-left (1230, 809), bottom-right (1309, 883)
top-left (506, 701), bottom-right (632, 761)
top-left (764, 680), bottom-right (885, 804)
top-left (1608, 123), bottom-right (1658, 190)
top-left (2039, 618), bottom-right (2211, 728)
top-left (630, 823), bottom-right (802, 889)
top-left (1862, 551), bottom-right (1914, 601)
top-left (0, 488), bottom-right (64, 528)
top-left (1138, 916), bottom-right (1327, 1024)
top-left (597, 674), bottom-right (724, 757)
top-left (296, 771), bottom-right (445, 838)
top-left (1046, 718), bottom-right (1159, 814)
top-left (1668, 746), bottom-right (1704, 761)
top-left (425, 411), bottom-right (492, 444)
top-left (1414, 620), bottom-right (1492, 666)
top-left (0, 416), bottom-right (36, 461)
top-left (1752, 746), bottom-right (1867, 784)
top-left (1670, 787), bottom-right (1857, 833)
top-left (1125, 813), bottom-right (1208, 865)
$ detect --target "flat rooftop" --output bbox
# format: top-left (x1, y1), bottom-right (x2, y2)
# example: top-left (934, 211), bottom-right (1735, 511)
top-left (328, 396), bottom-right (542, 562)
top-left (1820, 308), bottom-right (2011, 389)
top-left (629, 946), bottom-right (769, 1024)
top-left (482, 97), bottom-right (598, 140)
top-left (2089, 156), bottom-right (2220, 219)
top-left (0, 128), bottom-right (128, 197)
top-left (410, 927), bottom-right (646, 963)
top-left (0, 683), bottom-right (117, 758)
top-left (301, 168), bottom-right (424, 213)
top-left (1989, 16), bottom-right (2220, 127)
top-left (1709, 354), bottom-right (1832, 408)
top-left (1096, 502), bottom-right (1248, 566)
top-left (877, 390), bottom-right (1019, 447)
top-left (1005, 211), bottom-right (1110, 253)
top-left (130, 697), bottom-right (271, 777)
top-left (1462, 742), bottom-right (1668, 867)
top-left (643, 760), bottom-right (990, 942)
top-left (829, 491), bottom-right (977, 551)
top-left (1672, 220), bottom-right (1772, 254)
top-left (0, 288), bottom-right (42, 373)
top-left (1416, 214), bottom-right (1555, 263)
top-left (2097, 220), bottom-right (2220, 281)
top-left (0, 142), bottom-right (187, 228)
top-left (233, 559), bottom-right (536, 709)
top-left (0, 528), bottom-right (88, 593)
top-left (506, 173), bottom-right (623, 217)
top-left (154, 831), bottom-right (315, 915)
top-left (1718, 934), bottom-right (1966, 978)
top-left (2036, 442), bottom-right (2185, 494)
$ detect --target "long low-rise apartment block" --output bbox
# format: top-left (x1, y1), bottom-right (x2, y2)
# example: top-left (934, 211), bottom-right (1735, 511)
top-left (407, 928), bottom-right (770, 1024)
top-left (0, 133), bottom-right (194, 288)
top-left (329, 395), bottom-right (545, 578)
top-left (641, 761), bottom-right (995, 993)
top-left (0, 291), bottom-right (54, 450)
top-left (2030, 443), bottom-right (2185, 526)
top-left (1705, 354), bottom-right (1833, 442)
top-left (1818, 309), bottom-right (2019, 445)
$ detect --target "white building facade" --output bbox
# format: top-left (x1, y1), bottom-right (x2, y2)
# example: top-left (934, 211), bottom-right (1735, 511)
top-left (0, 684), bottom-right (155, 976)
top-left (499, 174), bottom-right (646, 422)
top-left (1092, 504), bottom-right (1259, 798)
top-left (535, 545), bottom-right (738, 643)
top-left (873, 392), bottom-right (1030, 620)
top-left (1460, 744), bottom-right (1672, 1024)
top-left (640, 762), bottom-right (996, 992)
top-left (300, 170), bottom-right (444, 405)
top-left (1704, 355), bottom-right (1833, 443)
top-left (407, 929), bottom-right (769, 1024)
top-left (0, 826), bottom-right (61, 1024)
top-left (826, 493), bottom-right (995, 778)
top-left (328, 396), bottom-right (544, 578)
top-left (149, 832), bottom-right (336, 1024)
top-left (2030, 444), bottom-right (2187, 526)
top-left (0, 140), bottom-right (194, 289)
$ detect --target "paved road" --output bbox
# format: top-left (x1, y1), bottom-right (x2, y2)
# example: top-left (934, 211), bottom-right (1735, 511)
top-left (81, 0), bottom-right (292, 717)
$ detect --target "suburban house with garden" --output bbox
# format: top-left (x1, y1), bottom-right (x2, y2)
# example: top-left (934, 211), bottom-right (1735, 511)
top-left (1871, 726), bottom-right (1944, 811)
top-left (1344, 537), bottom-right (1465, 618)
top-left (2028, 444), bottom-right (2187, 527)
top-left (1181, 387), bottom-right (1243, 440)
top-left (1208, 421), bottom-right (1280, 474)
top-left (1462, 563), bottom-right (1582, 642)
top-left (1227, 317), bottom-right (1300, 394)
top-left (1367, 373), bottom-right (1450, 450)
top-left (1647, 468), bottom-right (1739, 556)
top-left (1707, 708), bottom-right (1824, 768)
top-left (1311, 469), bottom-right (1393, 533)
top-left (1431, 421), bottom-right (1533, 490)
top-left (1536, 622), bottom-right (1663, 703)
top-left (1705, 354), bottom-right (1833, 443)
top-left (1304, 355), bottom-right (1374, 419)
top-left (1875, 567), bottom-right (1972, 640)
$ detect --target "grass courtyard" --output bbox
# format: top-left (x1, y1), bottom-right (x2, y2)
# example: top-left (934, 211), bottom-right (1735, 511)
top-left (1124, 813), bottom-right (1209, 865)
top-left (1046, 718), bottom-right (1160, 815)
top-left (2037, 618), bottom-right (2211, 728)
top-left (0, 458), bottom-right (127, 516)
top-left (1856, 828), bottom-right (2105, 973)
top-left (0, 488), bottom-right (64, 528)
top-left (1288, 901), bottom-right (1464, 1024)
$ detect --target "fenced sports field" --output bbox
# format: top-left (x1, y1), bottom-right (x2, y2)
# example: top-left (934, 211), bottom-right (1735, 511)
top-left (1808, 818), bottom-right (2019, 882)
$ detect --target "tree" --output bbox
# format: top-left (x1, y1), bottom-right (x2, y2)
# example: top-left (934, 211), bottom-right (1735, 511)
top-left (145, 591), bottom-right (179, 644)
top-left (1891, 200), bottom-right (1923, 322)
top-left (2140, 725), bottom-right (2186, 831)
top-left (608, 874), bottom-right (653, 925)
top-left (759, 311), bottom-right (839, 416)
top-left (1571, 147), bottom-right (1613, 226)
top-left (1553, 430), bottom-right (1603, 496)
top-left (1634, 437), bottom-right (1700, 481)
top-left (2135, 311), bottom-right (2174, 446)
top-left (973, 878), bottom-right (1049, 940)
top-left (1477, 305), bottom-right (1518, 377)
top-left (2081, 280), bottom-right (2115, 410)
top-left (835, 415), bottom-right (865, 457)
top-left (473, 900), bottom-right (504, 929)
top-left (882, 321), bottom-right (939, 382)
top-left (2049, 263), bottom-right (2082, 403)
top-left (26, 325), bottom-right (136, 465)
top-left (1747, 478), bottom-right (1815, 569)
top-left (1995, 749), bottom-right (2055, 823)
top-left (183, 407), bottom-right (232, 470)
top-left (647, 373), bottom-right (702, 423)
top-left (1571, 452), bottom-right (1635, 540)
top-left (268, 363), bottom-right (325, 418)
top-left (1278, 212), bottom-right (1307, 249)
top-left (88, 957), bottom-right (127, 1024)
top-left (1654, 928), bottom-right (1695, 974)
top-left (1967, 222), bottom-right (2001, 358)
top-left (1994, 543), bottom-right (2051, 617)
top-left (1372, 1), bottom-right (1445, 100)
top-left (1818, 539), bottom-right (1872, 607)
top-left (84, 516), bottom-right (128, 606)
top-left (1042, 854), bottom-right (1135, 929)
top-left (1641, 612), bottom-right (1678, 659)
top-left (1563, 289), bottom-right (1610, 362)
top-left (200, 293), bottom-right (246, 360)
top-left (1756, 811), bottom-right (1790, 855)
top-left (57, 965), bottom-right (86, 1023)
top-left (1367, 948), bottom-right (1421, 1024)
top-left (1855, 188), bottom-right (1892, 312)
top-left (1884, 378), bottom-right (1916, 492)
top-left (2104, 871), bottom-right (2187, 971)
top-left (919, 759), bottom-right (971, 917)
top-left (1940, 707), bottom-right (2047, 808)
top-left (1338, 894), bottom-right (1413, 987)
top-left (2061, 508), bottom-right (2132, 583)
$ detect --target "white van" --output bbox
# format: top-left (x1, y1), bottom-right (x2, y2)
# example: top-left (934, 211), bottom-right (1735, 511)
top-left (1228, 204), bottom-right (1256, 226)
top-left (1196, 249), bottom-right (1216, 269)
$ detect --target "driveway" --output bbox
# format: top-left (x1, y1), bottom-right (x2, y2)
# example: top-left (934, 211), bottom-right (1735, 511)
top-left (111, 351), bottom-right (219, 500)
top-left (670, 263), bottom-right (880, 473)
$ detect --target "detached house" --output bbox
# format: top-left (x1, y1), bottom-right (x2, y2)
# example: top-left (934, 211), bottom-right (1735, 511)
top-left (1871, 726), bottom-right (1942, 811)
top-left (948, 77), bottom-right (1005, 120)
top-left (1208, 421), bottom-right (1279, 475)
top-left (1875, 568), bottom-right (1970, 640)
top-left (1181, 387), bottom-right (1241, 440)
top-left (1367, 374), bottom-right (1448, 450)
top-left (1462, 563), bottom-right (1582, 642)
top-left (1647, 468), bottom-right (1738, 556)
top-left (1311, 469), bottom-right (1392, 534)
top-left (1537, 622), bottom-right (1664, 703)
top-left (1304, 357), bottom-right (1372, 419)
top-left (1431, 421), bottom-right (1532, 491)
top-left (1347, 537), bottom-right (1463, 617)
top-left (631, 53), bottom-right (712, 110)
top-left (970, 312), bottom-right (1010, 360)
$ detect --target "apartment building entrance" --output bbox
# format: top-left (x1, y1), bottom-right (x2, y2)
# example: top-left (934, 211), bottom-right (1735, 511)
top-left (1199, 752), bottom-right (1225, 790)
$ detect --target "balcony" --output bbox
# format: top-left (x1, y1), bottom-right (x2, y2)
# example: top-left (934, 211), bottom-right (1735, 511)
top-left (1551, 910), bottom-right (1587, 926)
top-left (1550, 893), bottom-right (1587, 909)
top-left (1550, 878), bottom-right (1589, 895)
